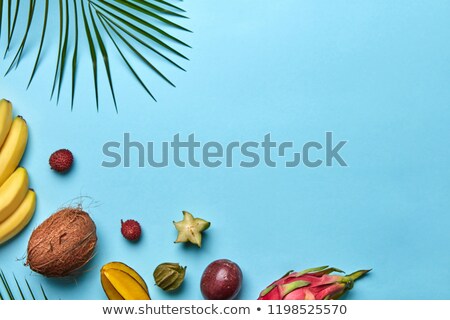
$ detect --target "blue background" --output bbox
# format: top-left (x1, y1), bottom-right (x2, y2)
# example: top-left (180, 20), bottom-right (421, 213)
top-left (1, 0), bottom-right (450, 300)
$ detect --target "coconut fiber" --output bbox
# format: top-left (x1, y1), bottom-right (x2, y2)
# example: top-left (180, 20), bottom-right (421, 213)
top-left (26, 207), bottom-right (97, 277)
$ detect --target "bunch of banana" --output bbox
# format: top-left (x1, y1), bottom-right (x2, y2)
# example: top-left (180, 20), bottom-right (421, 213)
top-left (0, 99), bottom-right (36, 245)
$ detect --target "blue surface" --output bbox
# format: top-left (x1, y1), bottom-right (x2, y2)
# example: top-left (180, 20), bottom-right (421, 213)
top-left (1, 0), bottom-right (450, 300)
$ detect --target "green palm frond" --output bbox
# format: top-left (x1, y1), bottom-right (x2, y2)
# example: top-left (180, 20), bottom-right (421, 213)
top-left (0, 0), bottom-right (190, 111)
top-left (0, 269), bottom-right (48, 300)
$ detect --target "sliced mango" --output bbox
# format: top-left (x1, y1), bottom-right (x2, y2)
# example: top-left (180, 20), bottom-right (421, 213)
top-left (103, 268), bottom-right (150, 300)
top-left (101, 261), bottom-right (148, 291)
top-left (101, 272), bottom-right (124, 300)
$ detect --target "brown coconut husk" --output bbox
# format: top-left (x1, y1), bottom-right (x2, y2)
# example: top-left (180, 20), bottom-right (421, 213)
top-left (26, 207), bottom-right (97, 278)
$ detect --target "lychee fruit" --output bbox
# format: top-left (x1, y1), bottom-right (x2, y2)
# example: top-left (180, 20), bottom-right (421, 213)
top-left (49, 149), bottom-right (74, 173)
top-left (121, 219), bottom-right (142, 242)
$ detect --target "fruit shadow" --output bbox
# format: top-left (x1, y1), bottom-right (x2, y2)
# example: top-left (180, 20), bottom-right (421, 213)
top-left (156, 275), bottom-right (190, 299)
top-left (233, 264), bottom-right (247, 300)
top-left (29, 252), bottom-right (101, 299)
top-left (177, 233), bottom-right (212, 253)
top-left (233, 287), bottom-right (244, 300)
top-left (50, 157), bottom-right (77, 177)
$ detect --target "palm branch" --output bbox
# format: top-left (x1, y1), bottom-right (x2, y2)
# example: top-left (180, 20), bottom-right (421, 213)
top-left (0, 0), bottom-right (190, 111)
top-left (0, 269), bottom-right (48, 300)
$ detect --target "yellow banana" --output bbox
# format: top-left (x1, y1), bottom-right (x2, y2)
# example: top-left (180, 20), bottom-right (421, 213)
top-left (0, 189), bottom-right (36, 245)
top-left (0, 167), bottom-right (29, 223)
top-left (0, 99), bottom-right (13, 148)
top-left (0, 116), bottom-right (28, 186)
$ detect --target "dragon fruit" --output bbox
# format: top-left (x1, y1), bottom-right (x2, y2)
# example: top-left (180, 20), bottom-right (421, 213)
top-left (258, 266), bottom-right (370, 300)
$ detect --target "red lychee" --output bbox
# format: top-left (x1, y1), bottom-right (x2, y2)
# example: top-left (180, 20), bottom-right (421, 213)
top-left (121, 219), bottom-right (142, 242)
top-left (49, 149), bottom-right (74, 173)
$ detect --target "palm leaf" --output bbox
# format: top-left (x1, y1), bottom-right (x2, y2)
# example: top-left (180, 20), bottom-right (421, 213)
top-left (40, 284), bottom-right (48, 300)
top-left (27, 0), bottom-right (49, 88)
top-left (50, 0), bottom-right (65, 99)
top-left (155, 0), bottom-right (186, 13)
top-left (25, 279), bottom-right (36, 300)
top-left (95, 1), bottom-right (190, 49)
top-left (5, 0), bottom-right (36, 75)
top-left (55, 0), bottom-right (71, 103)
top-left (0, 269), bottom-right (48, 300)
top-left (0, 0), bottom-right (4, 40)
top-left (92, 3), bottom-right (189, 60)
top-left (0, 269), bottom-right (14, 299)
top-left (97, 12), bottom-right (156, 102)
top-left (71, 0), bottom-right (79, 108)
top-left (4, 0), bottom-right (19, 57)
top-left (81, 0), bottom-right (99, 109)
top-left (128, 0), bottom-right (188, 18)
top-left (0, 0), bottom-right (190, 111)
top-left (13, 275), bottom-right (25, 299)
top-left (109, 0), bottom-right (190, 32)
top-left (88, 2), bottom-right (117, 111)
top-left (98, 11), bottom-right (186, 71)
top-left (98, 11), bottom-right (175, 87)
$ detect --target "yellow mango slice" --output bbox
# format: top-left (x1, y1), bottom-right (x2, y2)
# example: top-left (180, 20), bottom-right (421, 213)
top-left (103, 269), bottom-right (150, 300)
top-left (101, 272), bottom-right (124, 300)
top-left (101, 262), bottom-right (148, 291)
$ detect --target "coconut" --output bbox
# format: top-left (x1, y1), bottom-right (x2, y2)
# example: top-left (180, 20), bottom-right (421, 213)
top-left (26, 207), bottom-right (97, 277)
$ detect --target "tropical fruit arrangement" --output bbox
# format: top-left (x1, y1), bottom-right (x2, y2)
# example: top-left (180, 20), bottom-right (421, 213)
top-left (0, 98), bottom-right (370, 300)
top-left (0, 99), bottom-right (36, 246)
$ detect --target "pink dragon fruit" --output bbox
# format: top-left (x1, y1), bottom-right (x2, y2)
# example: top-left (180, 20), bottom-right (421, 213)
top-left (258, 266), bottom-right (370, 300)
